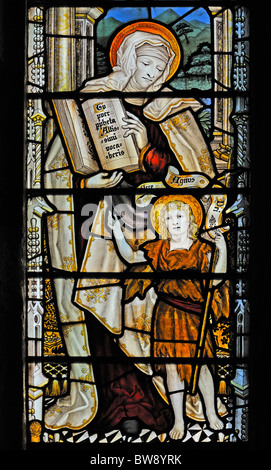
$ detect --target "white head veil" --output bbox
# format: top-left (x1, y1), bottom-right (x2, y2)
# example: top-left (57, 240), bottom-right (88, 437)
top-left (82, 30), bottom-right (175, 93)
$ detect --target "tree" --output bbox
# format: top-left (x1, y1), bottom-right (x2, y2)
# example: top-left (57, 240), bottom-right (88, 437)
top-left (185, 43), bottom-right (211, 71)
top-left (175, 22), bottom-right (194, 44)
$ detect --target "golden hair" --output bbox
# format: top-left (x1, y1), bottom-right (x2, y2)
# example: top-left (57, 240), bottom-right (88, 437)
top-left (157, 201), bottom-right (199, 240)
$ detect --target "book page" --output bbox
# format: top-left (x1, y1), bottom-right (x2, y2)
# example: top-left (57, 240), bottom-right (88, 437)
top-left (53, 99), bottom-right (100, 175)
top-left (82, 97), bottom-right (139, 172)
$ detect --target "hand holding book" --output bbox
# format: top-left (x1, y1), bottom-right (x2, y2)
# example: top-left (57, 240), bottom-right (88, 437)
top-left (122, 111), bottom-right (148, 150)
top-left (83, 170), bottom-right (124, 188)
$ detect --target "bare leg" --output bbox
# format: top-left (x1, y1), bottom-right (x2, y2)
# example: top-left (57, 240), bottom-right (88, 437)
top-left (198, 365), bottom-right (224, 430)
top-left (166, 363), bottom-right (185, 440)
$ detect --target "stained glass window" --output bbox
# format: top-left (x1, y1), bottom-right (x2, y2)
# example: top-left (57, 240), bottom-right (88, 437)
top-left (5, 0), bottom-right (261, 458)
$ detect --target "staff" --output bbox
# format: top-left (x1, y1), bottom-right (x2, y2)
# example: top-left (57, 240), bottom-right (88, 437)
top-left (191, 192), bottom-right (229, 395)
top-left (191, 247), bottom-right (218, 395)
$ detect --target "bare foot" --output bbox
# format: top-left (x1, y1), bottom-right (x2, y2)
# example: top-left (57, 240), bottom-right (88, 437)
top-left (207, 414), bottom-right (224, 430)
top-left (169, 420), bottom-right (185, 440)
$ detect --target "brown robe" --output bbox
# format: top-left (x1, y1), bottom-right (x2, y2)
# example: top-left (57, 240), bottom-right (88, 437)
top-left (143, 238), bottom-right (214, 385)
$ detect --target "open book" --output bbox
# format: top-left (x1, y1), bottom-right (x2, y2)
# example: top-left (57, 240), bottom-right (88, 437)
top-left (52, 98), bottom-right (140, 175)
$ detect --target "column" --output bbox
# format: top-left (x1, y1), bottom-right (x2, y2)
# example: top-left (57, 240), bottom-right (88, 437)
top-left (209, 7), bottom-right (234, 171)
top-left (75, 7), bottom-right (104, 86)
top-left (46, 7), bottom-right (76, 92)
top-left (230, 5), bottom-right (250, 442)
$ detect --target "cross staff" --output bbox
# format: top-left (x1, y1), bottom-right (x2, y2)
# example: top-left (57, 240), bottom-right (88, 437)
top-left (191, 191), bottom-right (229, 395)
top-left (191, 247), bottom-right (218, 395)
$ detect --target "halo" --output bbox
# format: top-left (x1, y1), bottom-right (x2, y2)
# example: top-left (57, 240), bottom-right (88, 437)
top-left (150, 195), bottom-right (203, 235)
top-left (109, 21), bottom-right (181, 81)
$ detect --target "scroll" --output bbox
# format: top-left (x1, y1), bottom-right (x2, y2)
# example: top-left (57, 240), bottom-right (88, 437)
top-left (165, 166), bottom-right (210, 188)
top-left (204, 194), bottom-right (228, 239)
top-left (135, 167), bottom-right (210, 207)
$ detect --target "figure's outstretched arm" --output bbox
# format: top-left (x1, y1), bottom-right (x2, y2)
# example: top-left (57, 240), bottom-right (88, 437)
top-left (108, 211), bottom-right (146, 264)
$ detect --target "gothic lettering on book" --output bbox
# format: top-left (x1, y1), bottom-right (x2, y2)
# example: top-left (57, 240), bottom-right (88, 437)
top-left (53, 97), bottom-right (139, 175)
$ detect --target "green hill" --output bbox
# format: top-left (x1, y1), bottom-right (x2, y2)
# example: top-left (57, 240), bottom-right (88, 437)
top-left (196, 26), bottom-right (211, 44)
top-left (190, 19), bottom-right (210, 30)
top-left (153, 8), bottom-right (181, 24)
top-left (173, 20), bottom-right (211, 65)
top-left (97, 17), bottom-right (123, 48)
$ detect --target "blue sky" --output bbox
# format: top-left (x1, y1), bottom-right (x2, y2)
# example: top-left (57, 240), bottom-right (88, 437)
top-left (104, 7), bottom-right (210, 24)
top-left (105, 7), bottom-right (148, 22)
top-left (152, 7), bottom-right (210, 24)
